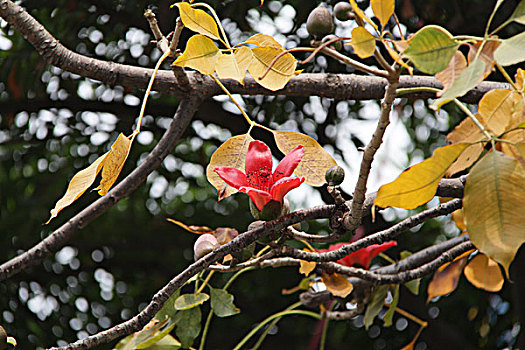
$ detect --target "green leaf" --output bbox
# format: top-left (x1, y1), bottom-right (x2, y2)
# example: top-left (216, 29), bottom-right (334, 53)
top-left (174, 293), bottom-right (209, 311)
top-left (402, 25), bottom-right (459, 74)
top-left (364, 285), bottom-right (389, 330)
top-left (383, 285), bottom-right (399, 327)
top-left (209, 287), bottom-right (240, 317)
top-left (143, 335), bottom-right (181, 349)
top-left (508, 0), bottom-right (525, 25)
top-left (154, 290), bottom-right (180, 321)
top-left (173, 35), bottom-right (220, 75)
top-left (464, 151), bottom-right (525, 277)
top-left (494, 31), bottom-right (525, 66)
top-left (175, 307), bottom-right (201, 349)
top-left (175, 3), bottom-right (220, 41)
top-left (115, 319), bottom-right (170, 350)
top-left (374, 143), bottom-right (469, 209)
top-left (431, 59), bottom-right (486, 110)
top-left (399, 251), bottom-right (420, 295)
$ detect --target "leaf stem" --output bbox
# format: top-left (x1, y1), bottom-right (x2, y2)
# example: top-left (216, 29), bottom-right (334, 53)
top-left (233, 302), bottom-right (318, 350)
top-left (496, 63), bottom-right (519, 90)
top-left (198, 310), bottom-right (214, 350)
top-left (196, 270), bottom-right (215, 294)
top-left (395, 86), bottom-right (440, 96)
top-left (223, 266), bottom-right (255, 290)
top-left (210, 75), bottom-right (253, 125)
top-left (134, 50), bottom-right (171, 135)
top-left (452, 99), bottom-right (493, 143)
top-left (321, 46), bottom-right (389, 78)
top-left (191, 2), bottom-right (231, 49)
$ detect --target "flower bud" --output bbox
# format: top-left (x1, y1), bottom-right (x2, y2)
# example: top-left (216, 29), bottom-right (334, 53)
top-left (193, 234), bottom-right (220, 261)
top-left (325, 165), bottom-right (345, 186)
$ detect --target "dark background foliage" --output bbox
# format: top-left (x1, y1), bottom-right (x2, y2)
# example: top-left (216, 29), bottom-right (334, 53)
top-left (0, 0), bottom-right (523, 349)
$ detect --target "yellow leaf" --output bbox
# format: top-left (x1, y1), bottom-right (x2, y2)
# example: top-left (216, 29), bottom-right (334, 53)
top-left (299, 259), bottom-right (317, 276)
top-left (243, 33), bottom-right (283, 49)
top-left (175, 2), bottom-right (220, 41)
top-left (445, 117), bottom-right (486, 176)
top-left (501, 132), bottom-right (525, 159)
top-left (464, 254), bottom-right (504, 292)
top-left (215, 46), bottom-right (253, 84)
top-left (478, 89), bottom-right (524, 135)
top-left (350, 27), bottom-right (376, 59)
top-left (402, 25), bottom-right (459, 75)
top-left (467, 40), bottom-right (500, 80)
top-left (436, 51), bottom-right (467, 96)
top-left (464, 151), bottom-right (525, 277)
top-left (95, 133), bottom-right (133, 196)
top-left (452, 209), bottom-right (466, 231)
top-left (375, 143), bottom-right (469, 209)
top-left (321, 271), bottom-right (353, 298)
top-left (383, 41), bottom-right (413, 74)
top-left (272, 130), bottom-right (337, 186)
top-left (167, 218), bottom-right (215, 234)
top-left (371, 0), bottom-right (395, 28)
top-left (174, 35), bottom-right (220, 75)
top-left (206, 134), bottom-right (253, 200)
top-left (349, 0), bottom-right (379, 31)
top-left (248, 47), bottom-right (297, 91)
top-left (516, 68), bottom-right (525, 91)
top-left (426, 254), bottom-right (469, 303)
top-left (46, 153), bottom-right (109, 224)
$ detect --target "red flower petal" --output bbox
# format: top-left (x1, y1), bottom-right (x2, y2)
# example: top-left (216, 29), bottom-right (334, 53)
top-left (340, 241), bottom-right (397, 269)
top-left (245, 141), bottom-right (273, 192)
top-left (239, 186), bottom-right (273, 211)
top-left (214, 167), bottom-right (249, 189)
top-left (270, 176), bottom-right (305, 202)
top-left (273, 145), bottom-right (304, 183)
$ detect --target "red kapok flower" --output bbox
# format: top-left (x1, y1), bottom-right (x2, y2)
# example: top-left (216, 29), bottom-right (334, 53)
top-left (214, 140), bottom-right (305, 211)
top-left (318, 241), bottom-right (397, 269)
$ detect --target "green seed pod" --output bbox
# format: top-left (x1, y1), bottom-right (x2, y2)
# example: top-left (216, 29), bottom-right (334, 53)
top-left (325, 165), bottom-right (345, 186)
top-left (322, 34), bottom-right (342, 51)
top-left (232, 242), bottom-right (256, 262)
top-left (250, 200), bottom-right (286, 221)
top-left (306, 5), bottom-right (334, 38)
top-left (334, 2), bottom-right (355, 21)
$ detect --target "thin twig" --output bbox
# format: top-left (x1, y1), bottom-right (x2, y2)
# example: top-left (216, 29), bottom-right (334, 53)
top-left (321, 46), bottom-right (389, 78)
top-left (144, 9), bottom-right (169, 53)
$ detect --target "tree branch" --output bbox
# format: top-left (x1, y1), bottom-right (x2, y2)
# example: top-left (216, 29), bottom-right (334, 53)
top-left (280, 199), bottom-right (463, 262)
top-left (0, 96), bottom-right (203, 282)
top-left (345, 69), bottom-right (401, 231)
top-left (0, 0), bottom-right (509, 102)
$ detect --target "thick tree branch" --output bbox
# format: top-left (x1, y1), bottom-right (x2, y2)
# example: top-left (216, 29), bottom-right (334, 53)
top-left (280, 199), bottom-right (463, 262)
top-left (0, 0), bottom-right (509, 102)
top-left (0, 96), bottom-right (203, 282)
